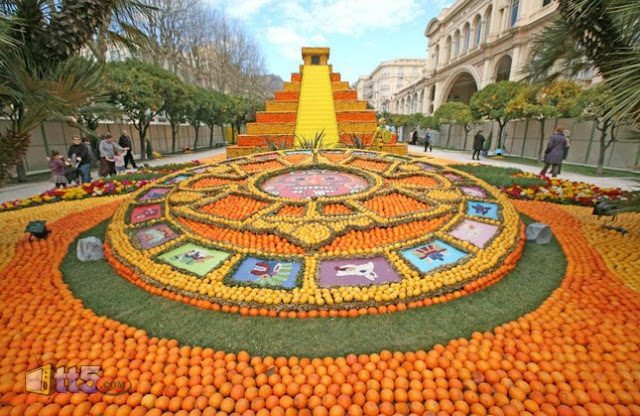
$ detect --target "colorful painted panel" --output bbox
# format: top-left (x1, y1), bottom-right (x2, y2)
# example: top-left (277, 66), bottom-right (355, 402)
top-left (460, 186), bottom-right (488, 199)
top-left (130, 204), bottom-right (162, 224)
top-left (416, 163), bottom-right (438, 171)
top-left (318, 258), bottom-right (401, 287)
top-left (159, 243), bottom-right (230, 277)
top-left (352, 151), bottom-right (378, 158)
top-left (135, 223), bottom-right (178, 249)
top-left (443, 172), bottom-right (464, 182)
top-left (402, 240), bottom-right (467, 273)
top-left (254, 152), bottom-right (279, 159)
top-left (467, 202), bottom-right (499, 220)
top-left (164, 175), bottom-right (190, 185)
top-left (261, 170), bottom-right (369, 199)
top-left (140, 188), bottom-right (171, 200)
top-left (231, 258), bottom-right (301, 288)
top-left (449, 219), bottom-right (499, 248)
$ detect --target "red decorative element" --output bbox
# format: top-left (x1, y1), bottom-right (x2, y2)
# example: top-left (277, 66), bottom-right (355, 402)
top-left (333, 91), bottom-right (357, 101)
top-left (275, 91), bottom-right (300, 101)
top-left (256, 112), bottom-right (297, 123)
top-left (336, 112), bottom-right (377, 122)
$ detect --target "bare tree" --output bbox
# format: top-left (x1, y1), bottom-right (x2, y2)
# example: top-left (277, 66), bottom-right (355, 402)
top-left (135, 0), bottom-right (272, 100)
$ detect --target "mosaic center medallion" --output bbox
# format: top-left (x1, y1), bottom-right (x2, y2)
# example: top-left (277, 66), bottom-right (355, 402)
top-left (260, 169), bottom-right (370, 199)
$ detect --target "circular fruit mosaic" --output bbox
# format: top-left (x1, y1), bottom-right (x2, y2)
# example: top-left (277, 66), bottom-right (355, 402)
top-left (106, 150), bottom-right (523, 315)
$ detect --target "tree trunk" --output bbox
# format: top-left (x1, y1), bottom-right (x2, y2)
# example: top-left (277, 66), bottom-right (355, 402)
top-left (193, 126), bottom-right (200, 149)
top-left (596, 126), bottom-right (608, 175)
top-left (221, 125), bottom-right (226, 145)
top-left (16, 160), bottom-right (27, 182)
top-left (537, 119), bottom-right (546, 162)
top-left (0, 129), bottom-right (32, 186)
top-left (497, 122), bottom-right (506, 149)
top-left (138, 122), bottom-right (147, 161)
top-left (171, 125), bottom-right (178, 153)
top-left (445, 124), bottom-right (452, 148)
top-left (209, 125), bottom-right (215, 147)
top-left (462, 127), bottom-right (469, 150)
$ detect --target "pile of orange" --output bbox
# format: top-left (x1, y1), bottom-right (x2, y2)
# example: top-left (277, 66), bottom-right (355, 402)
top-left (0, 196), bottom-right (638, 415)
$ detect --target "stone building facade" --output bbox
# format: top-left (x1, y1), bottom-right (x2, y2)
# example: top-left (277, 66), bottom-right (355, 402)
top-left (391, 0), bottom-right (593, 115)
top-left (354, 59), bottom-right (428, 112)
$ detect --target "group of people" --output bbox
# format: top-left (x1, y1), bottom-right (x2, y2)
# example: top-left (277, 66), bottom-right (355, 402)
top-left (407, 124), bottom-right (571, 178)
top-left (49, 130), bottom-right (138, 188)
top-left (408, 128), bottom-right (433, 152)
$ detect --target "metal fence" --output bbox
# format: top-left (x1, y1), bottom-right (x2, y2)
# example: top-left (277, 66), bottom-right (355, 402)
top-left (3, 120), bottom-right (227, 174)
top-left (415, 118), bottom-right (639, 171)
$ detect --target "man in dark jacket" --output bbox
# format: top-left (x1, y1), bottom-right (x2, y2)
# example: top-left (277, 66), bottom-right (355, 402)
top-left (118, 130), bottom-right (137, 169)
top-left (540, 127), bottom-right (568, 177)
top-left (424, 129), bottom-right (432, 152)
top-left (472, 130), bottom-right (485, 160)
top-left (67, 136), bottom-right (91, 183)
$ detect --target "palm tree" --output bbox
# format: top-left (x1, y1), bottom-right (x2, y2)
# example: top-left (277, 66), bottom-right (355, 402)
top-left (527, 0), bottom-right (640, 125)
top-left (0, 0), bottom-right (153, 183)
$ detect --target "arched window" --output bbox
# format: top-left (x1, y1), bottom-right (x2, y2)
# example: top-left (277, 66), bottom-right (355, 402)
top-left (463, 23), bottom-right (471, 53)
top-left (510, 0), bottom-right (519, 27)
top-left (434, 45), bottom-right (440, 68)
top-left (444, 36), bottom-right (452, 63)
top-left (474, 15), bottom-right (482, 47)
top-left (454, 30), bottom-right (461, 58)
top-left (484, 6), bottom-right (492, 41)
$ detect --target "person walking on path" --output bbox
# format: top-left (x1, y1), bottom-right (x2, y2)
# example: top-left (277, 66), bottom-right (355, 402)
top-left (410, 129), bottom-right (418, 145)
top-left (424, 129), bottom-right (433, 152)
top-left (67, 136), bottom-right (91, 183)
top-left (99, 133), bottom-right (124, 177)
top-left (540, 126), bottom-right (568, 177)
top-left (472, 130), bottom-right (486, 160)
top-left (118, 130), bottom-right (137, 169)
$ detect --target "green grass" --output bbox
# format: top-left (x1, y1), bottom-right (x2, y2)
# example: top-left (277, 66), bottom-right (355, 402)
top-left (452, 164), bottom-right (547, 188)
top-left (501, 155), bottom-right (639, 178)
top-left (62, 218), bottom-right (565, 357)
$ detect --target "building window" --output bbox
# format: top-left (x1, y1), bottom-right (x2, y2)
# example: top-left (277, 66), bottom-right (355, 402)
top-left (464, 24), bottom-right (471, 52)
top-left (510, 0), bottom-right (519, 27)
top-left (475, 18), bottom-right (482, 46)
top-left (485, 8), bottom-right (492, 41)
top-left (311, 55), bottom-right (320, 65)
top-left (455, 32), bottom-right (461, 58)
top-left (543, 0), bottom-right (552, 5)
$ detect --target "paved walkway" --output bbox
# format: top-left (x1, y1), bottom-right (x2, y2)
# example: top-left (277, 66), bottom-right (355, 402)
top-left (2, 146), bottom-right (638, 205)
top-left (409, 145), bottom-right (640, 192)
top-left (0, 148), bottom-right (226, 205)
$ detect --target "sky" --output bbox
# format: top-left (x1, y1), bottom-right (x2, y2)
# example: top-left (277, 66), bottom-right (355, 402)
top-left (206, 0), bottom-right (455, 84)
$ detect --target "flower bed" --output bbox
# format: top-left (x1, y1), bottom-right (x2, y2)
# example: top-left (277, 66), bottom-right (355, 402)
top-left (105, 150), bottom-right (524, 317)
top-left (0, 162), bottom-right (201, 212)
top-left (503, 172), bottom-right (630, 206)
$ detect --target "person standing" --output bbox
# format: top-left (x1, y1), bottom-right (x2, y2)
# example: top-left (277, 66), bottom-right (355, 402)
top-left (410, 129), bottom-right (418, 145)
top-left (99, 132), bottom-right (124, 177)
top-left (540, 126), bottom-right (568, 177)
top-left (472, 130), bottom-right (486, 160)
top-left (424, 129), bottom-right (432, 152)
top-left (118, 130), bottom-right (137, 169)
top-left (67, 135), bottom-right (91, 183)
top-left (48, 151), bottom-right (67, 188)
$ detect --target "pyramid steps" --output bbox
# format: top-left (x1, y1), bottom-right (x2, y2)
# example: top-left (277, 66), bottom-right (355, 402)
top-left (228, 47), bottom-right (407, 158)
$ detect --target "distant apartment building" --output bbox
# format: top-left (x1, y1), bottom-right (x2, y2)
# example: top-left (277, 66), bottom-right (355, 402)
top-left (355, 59), bottom-right (428, 112)
top-left (391, 0), bottom-right (594, 115)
